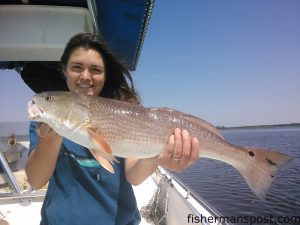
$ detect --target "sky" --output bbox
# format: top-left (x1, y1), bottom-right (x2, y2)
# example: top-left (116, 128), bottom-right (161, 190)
top-left (1, 0), bottom-right (300, 127)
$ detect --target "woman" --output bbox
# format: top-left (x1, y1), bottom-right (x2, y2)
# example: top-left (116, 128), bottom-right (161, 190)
top-left (25, 33), bottom-right (200, 225)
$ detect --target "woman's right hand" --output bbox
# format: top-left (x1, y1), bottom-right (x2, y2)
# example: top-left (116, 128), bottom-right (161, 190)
top-left (36, 122), bottom-right (61, 140)
top-left (25, 122), bottom-right (63, 190)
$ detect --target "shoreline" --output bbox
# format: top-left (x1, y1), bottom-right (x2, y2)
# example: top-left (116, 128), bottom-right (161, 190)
top-left (217, 123), bottom-right (300, 130)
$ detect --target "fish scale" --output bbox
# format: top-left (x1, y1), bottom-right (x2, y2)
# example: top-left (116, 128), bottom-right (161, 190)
top-left (87, 98), bottom-right (171, 157)
top-left (28, 91), bottom-right (293, 200)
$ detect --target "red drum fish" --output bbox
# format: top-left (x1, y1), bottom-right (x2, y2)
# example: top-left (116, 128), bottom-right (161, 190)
top-left (27, 91), bottom-right (293, 199)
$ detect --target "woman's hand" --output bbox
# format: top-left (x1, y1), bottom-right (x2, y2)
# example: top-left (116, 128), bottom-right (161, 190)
top-left (158, 128), bottom-right (200, 172)
top-left (126, 128), bottom-right (199, 185)
top-left (25, 122), bottom-right (63, 190)
top-left (36, 122), bottom-right (61, 140)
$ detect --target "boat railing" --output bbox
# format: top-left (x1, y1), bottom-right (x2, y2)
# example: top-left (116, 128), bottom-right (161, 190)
top-left (0, 134), bottom-right (45, 205)
top-left (155, 168), bottom-right (231, 225)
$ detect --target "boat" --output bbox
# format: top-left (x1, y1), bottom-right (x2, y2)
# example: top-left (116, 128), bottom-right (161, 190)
top-left (0, 1), bottom-right (229, 224)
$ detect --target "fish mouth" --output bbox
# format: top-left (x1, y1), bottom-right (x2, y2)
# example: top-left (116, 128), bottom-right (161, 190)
top-left (27, 100), bottom-right (44, 120)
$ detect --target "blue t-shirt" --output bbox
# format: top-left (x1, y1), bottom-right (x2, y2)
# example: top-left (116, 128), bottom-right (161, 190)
top-left (29, 122), bottom-right (140, 225)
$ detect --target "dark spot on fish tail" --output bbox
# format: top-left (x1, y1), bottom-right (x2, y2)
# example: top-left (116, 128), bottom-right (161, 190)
top-left (265, 158), bottom-right (277, 166)
top-left (270, 174), bottom-right (275, 179)
top-left (248, 151), bottom-right (255, 157)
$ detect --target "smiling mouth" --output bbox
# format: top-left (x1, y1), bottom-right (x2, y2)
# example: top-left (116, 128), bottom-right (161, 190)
top-left (77, 83), bottom-right (95, 88)
top-left (28, 101), bottom-right (43, 119)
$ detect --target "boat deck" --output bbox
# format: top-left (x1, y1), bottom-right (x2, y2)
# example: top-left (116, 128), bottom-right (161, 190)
top-left (0, 178), bottom-right (155, 225)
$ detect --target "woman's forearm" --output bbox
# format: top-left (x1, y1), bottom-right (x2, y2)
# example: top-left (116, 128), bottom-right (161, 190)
top-left (125, 157), bottom-right (158, 186)
top-left (25, 135), bottom-right (63, 189)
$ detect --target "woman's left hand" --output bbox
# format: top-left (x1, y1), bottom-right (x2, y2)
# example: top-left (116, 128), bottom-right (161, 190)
top-left (157, 128), bottom-right (200, 172)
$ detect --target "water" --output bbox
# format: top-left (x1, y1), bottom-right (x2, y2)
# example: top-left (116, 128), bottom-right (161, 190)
top-left (0, 121), bottom-right (29, 137)
top-left (174, 127), bottom-right (300, 224)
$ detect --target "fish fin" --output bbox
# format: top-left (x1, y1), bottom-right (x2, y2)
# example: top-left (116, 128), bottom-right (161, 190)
top-left (87, 127), bottom-right (112, 154)
top-left (87, 127), bottom-right (119, 173)
top-left (236, 147), bottom-right (293, 200)
top-left (90, 149), bottom-right (115, 173)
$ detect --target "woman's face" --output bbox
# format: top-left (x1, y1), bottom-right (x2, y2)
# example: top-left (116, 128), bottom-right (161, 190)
top-left (63, 47), bottom-right (106, 96)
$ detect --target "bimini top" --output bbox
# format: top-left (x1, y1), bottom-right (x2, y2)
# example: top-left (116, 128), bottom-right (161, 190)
top-left (0, 0), bottom-right (154, 93)
top-left (92, 0), bottom-right (154, 71)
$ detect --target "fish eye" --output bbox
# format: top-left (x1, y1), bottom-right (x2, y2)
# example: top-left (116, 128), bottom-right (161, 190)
top-left (45, 96), bottom-right (53, 102)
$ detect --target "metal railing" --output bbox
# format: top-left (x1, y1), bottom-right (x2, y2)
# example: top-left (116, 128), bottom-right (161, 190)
top-left (155, 168), bottom-right (231, 225)
top-left (0, 135), bottom-right (45, 205)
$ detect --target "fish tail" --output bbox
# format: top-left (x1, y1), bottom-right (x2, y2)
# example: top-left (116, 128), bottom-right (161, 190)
top-left (236, 147), bottom-right (293, 200)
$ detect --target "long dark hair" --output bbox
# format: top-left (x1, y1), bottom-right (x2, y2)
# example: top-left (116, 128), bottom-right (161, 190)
top-left (60, 33), bottom-right (140, 104)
